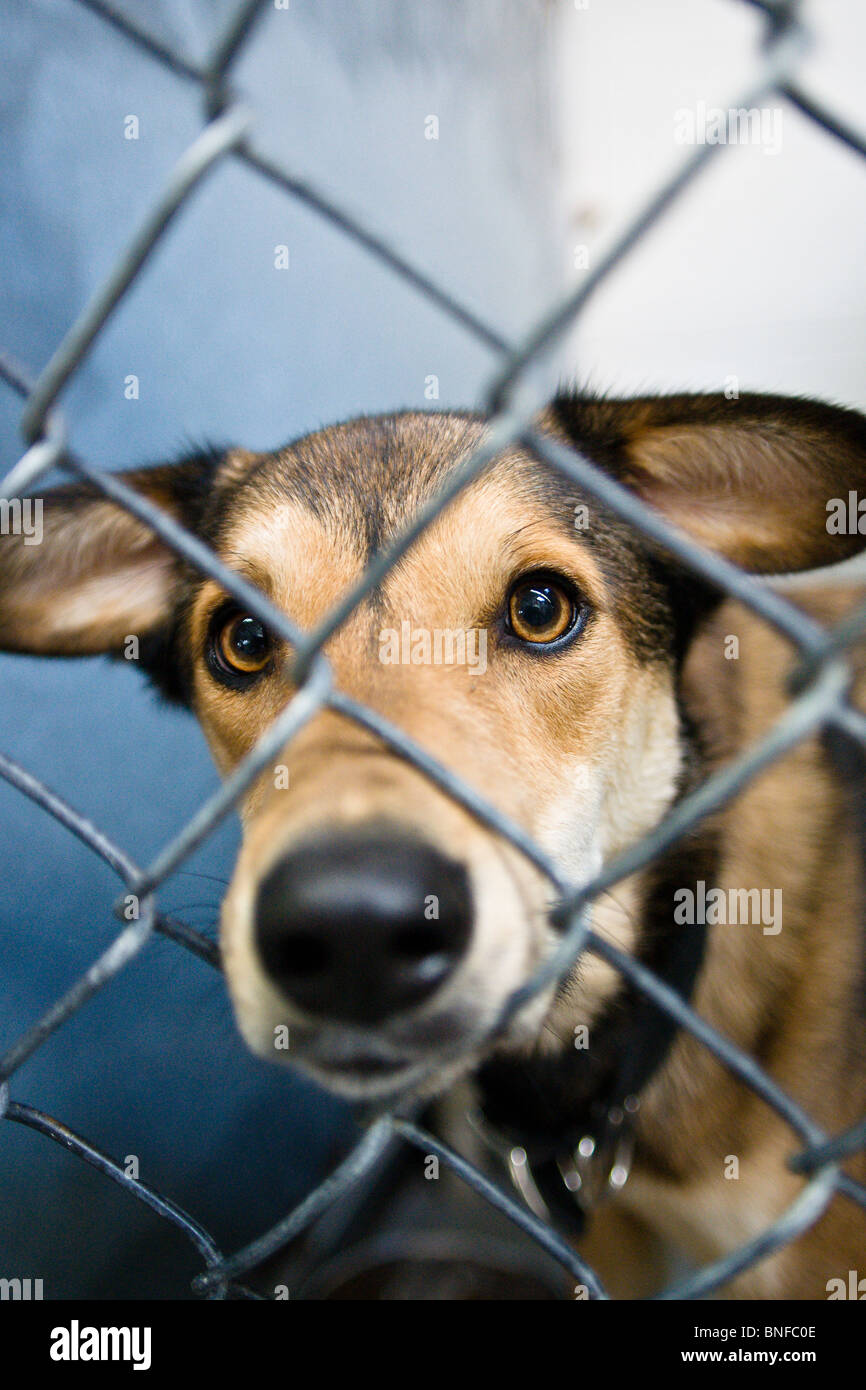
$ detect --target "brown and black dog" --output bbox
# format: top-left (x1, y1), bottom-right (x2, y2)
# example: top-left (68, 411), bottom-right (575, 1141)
top-left (2, 392), bottom-right (866, 1297)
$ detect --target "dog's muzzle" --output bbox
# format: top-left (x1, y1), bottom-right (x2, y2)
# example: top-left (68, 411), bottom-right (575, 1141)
top-left (254, 829), bottom-right (473, 1027)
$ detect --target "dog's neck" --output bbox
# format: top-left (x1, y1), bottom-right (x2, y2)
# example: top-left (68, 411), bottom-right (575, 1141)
top-left (473, 723), bottom-right (718, 1230)
top-left (476, 831), bottom-right (715, 1128)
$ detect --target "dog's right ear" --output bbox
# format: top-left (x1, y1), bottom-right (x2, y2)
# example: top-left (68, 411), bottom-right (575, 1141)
top-left (0, 449), bottom-right (252, 659)
top-left (548, 392), bottom-right (866, 575)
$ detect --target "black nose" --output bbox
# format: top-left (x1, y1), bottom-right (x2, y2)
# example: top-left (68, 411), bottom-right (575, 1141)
top-left (254, 831), bottom-right (473, 1025)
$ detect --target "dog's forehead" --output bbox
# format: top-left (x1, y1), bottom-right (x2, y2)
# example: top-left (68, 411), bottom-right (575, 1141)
top-left (213, 413), bottom-right (586, 594)
top-left (223, 411), bottom-right (557, 554)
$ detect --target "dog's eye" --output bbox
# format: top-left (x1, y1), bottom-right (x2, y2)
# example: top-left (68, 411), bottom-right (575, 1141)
top-left (209, 609), bottom-right (273, 683)
top-left (507, 572), bottom-right (581, 646)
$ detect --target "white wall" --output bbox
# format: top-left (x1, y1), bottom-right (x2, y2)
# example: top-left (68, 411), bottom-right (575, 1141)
top-left (553, 0), bottom-right (866, 410)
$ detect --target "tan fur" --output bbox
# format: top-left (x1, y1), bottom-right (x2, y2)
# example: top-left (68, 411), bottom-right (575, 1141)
top-left (611, 590), bottom-right (866, 1298)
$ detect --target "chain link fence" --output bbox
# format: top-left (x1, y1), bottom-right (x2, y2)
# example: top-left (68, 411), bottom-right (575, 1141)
top-left (2, 0), bottom-right (866, 1300)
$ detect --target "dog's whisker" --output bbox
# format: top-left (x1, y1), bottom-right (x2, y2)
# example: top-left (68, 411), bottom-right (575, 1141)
top-left (171, 870), bottom-right (231, 889)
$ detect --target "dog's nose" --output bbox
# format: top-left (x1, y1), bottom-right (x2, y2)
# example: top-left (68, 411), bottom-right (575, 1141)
top-left (254, 832), bottom-right (472, 1025)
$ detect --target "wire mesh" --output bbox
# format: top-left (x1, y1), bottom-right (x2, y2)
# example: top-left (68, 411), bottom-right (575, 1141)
top-left (2, 0), bottom-right (866, 1301)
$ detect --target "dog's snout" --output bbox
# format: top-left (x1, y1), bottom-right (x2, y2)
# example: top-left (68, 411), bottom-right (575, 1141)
top-left (254, 832), bottom-right (472, 1025)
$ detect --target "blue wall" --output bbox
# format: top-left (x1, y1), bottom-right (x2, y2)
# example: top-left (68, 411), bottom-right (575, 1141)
top-left (0, 0), bottom-right (560, 1296)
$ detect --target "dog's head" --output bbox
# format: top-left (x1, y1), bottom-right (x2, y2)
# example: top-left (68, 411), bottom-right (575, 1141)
top-left (3, 393), bottom-right (865, 1100)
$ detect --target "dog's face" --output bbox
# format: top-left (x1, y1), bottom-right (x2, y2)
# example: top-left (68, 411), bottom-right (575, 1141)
top-left (3, 394), bottom-right (865, 1100)
top-left (192, 414), bottom-right (685, 1099)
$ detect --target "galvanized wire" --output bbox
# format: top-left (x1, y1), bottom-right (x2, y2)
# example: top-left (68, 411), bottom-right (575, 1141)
top-left (1, 0), bottom-right (865, 1300)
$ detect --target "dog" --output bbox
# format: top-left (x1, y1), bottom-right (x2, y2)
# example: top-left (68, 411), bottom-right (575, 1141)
top-left (2, 390), bottom-right (866, 1298)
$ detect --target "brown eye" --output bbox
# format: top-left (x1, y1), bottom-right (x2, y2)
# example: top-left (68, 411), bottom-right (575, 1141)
top-left (507, 572), bottom-right (580, 646)
top-left (210, 610), bottom-right (273, 682)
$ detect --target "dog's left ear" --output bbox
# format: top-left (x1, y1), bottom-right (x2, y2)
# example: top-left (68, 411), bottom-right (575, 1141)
top-left (550, 393), bottom-right (866, 574)
top-left (0, 448), bottom-right (253, 658)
